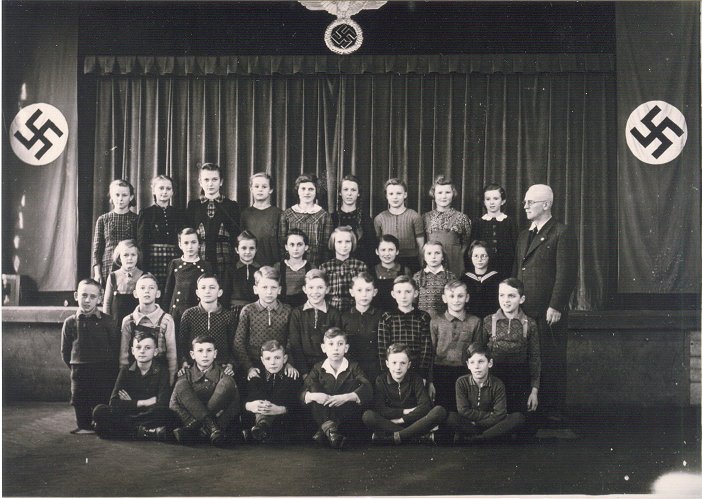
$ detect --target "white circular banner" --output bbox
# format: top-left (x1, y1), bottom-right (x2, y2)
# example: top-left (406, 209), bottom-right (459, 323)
top-left (626, 100), bottom-right (687, 165)
top-left (9, 103), bottom-right (69, 166)
top-left (324, 18), bottom-right (364, 55)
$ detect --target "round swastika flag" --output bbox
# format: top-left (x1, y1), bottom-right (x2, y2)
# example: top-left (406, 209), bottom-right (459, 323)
top-left (9, 103), bottom-right (69, 166)
top-left (626, 100), bottom-right (687, 165)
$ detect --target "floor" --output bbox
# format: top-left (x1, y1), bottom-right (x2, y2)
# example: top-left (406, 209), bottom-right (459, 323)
top-left (2, 402), bottom-right (700, 497)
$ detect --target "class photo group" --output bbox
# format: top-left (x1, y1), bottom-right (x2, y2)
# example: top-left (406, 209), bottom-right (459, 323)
top-left (65, 164), bottom-right (576, 450)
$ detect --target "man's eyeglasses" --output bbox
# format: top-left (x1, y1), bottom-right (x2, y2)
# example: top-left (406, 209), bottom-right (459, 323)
top-left (523, 200), bottom-right (548, 207)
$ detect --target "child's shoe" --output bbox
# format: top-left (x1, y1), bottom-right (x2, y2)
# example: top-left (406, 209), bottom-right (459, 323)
top-left (173, 421), bottom-right (201, 445)
top-left (70, 427), bottom-right (95, 435)
top-left (312, 428), bottom-right (325, 445)
top-left (415, 432), bottom-right (436, 445)
top-left (251, 424), bottom-right (272, 444)
top-left (136, 425), bottom-right (168, 442)
top-left (371, 432), bottom-right (396, 445)
top-left (202, 417), bottom-right (226, 447)
top-left (324, 423), bottom-right (346, 450)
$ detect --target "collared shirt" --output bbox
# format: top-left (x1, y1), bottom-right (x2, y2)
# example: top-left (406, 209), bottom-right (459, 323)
top-left (76, 308), bottom-right (102, 319)
top-left (373, 208), bottom-right (424, 257)
top-left (284, 259), bottom-right (308, 272)
top-left (199, 193), bottom-right (225, 204)
top-left (455, 373), bottom-right (507, 427)
top-left (291, 203), bottom-right (323, 214)
top-left (321, 357), bottom-right (350, 379)
top-left (61, 309), bottom-right (116, 365)
top-left (288, 303), bottom-right (342, 374)
top-left (482, 213), bottom-right (508, 222)
top-left (483, 308), bottom-right (540, 389)
top-left (413, 268), bottom-right (457, 316)
top-left (423, 265), bottom-right (445, 275)
top-left (529, 215), bottom-right (552, 233)
top-left (319, 257), bottom-right (368, 312)
top-left (303, 301), bottom-right (328, 313)
top-left (179, 303), bottom-right (238, 366)
top-left (341, 306), bottom-right (383, 380)
top-left (302, 358), bottom-right (372, 405)
top-left (120, 304), bottom-right (177, 382)
top-left (109, 361), bottom-right (171, 412)
top-left (430, 310), bottom-right (483, 367)
top-left (378, 308), bottom-right (433, 381)
top-left (229, 260), bottom-right (260, 307)
top-left (372, 371), bottom-right (432, 424)
top-left (233, 300), bottom-right (292, 372)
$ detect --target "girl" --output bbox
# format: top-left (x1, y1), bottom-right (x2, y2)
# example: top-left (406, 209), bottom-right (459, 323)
top-left (423, 175), bottom-right (472, 277)
top-left (137, 175), bottom-right (187, 292)
top-left (373, 178), bottom-right (424, 273)
top-left (320, 226), bottom-right (368, 313)
top-left (413, 240), bottom-right (456, 316)
top-left (470, 183), bottom-right (517, 278)
top-left (274, 228), bottom-right (315, 308)
top-left (370, 235), bottom-right (412, 312)
top-left (186, 162), bottom-right (240, 288)
top-left (331, 174), bottom-right (378, 266)
top-left (278, 173), bottom-right (332, 267)
top-left (240, 172), bottom-right (283, 266)
top-left (103, 239), bottom-right (144, 331)
top-left (460, 240), bottom-right (501, 319)
top-left (163, 228), bottom-right (213, 328)
top-left (92, 179), bottom-right (138, 285)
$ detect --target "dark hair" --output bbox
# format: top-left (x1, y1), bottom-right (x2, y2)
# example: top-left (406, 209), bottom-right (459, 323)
top-left (77, 278), bottom-right (102, 293)
top-left (468, 240), bottom-right (489, 258)
top-left (196, 272), bottom-right (220, 286)
top-left (200, 162), bottom-right (223, 177)
top-left (109, 179), bottom-right (136, 207)
top-left (191, 335), bottom-right (217, 349)
top-left (377, 234), bottom-right (400, 250)
top-left (338, 174), bottom-right (361, 196)
top-left (178, 227), bottom-right (199, 244)
top-left (386, 343), bottom-right (411, 359)
top-left (463, 342), bottom-right (492, 363)
top-left (323, 326), bottom-right (348, 342)
top-left (294, 173), bottom-right (318, 198)
top-left (392, 274), bottom-right (417, 290)
top-left (483, 183), bottom-right (507, 202)
top-left (260, 339), bottom-right (286, 355)
top-left (499, 277), bottom-right (524, 296)
top-left (133, 331), bottom-right (157, 346)
top-left (285, 228), bottom-right (310, 246)
top-left (237, 230), bottom-right (258, 245)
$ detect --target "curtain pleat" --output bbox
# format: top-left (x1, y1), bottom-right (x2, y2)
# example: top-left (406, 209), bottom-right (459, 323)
top-left (89, 68), bottom-right (615, 310)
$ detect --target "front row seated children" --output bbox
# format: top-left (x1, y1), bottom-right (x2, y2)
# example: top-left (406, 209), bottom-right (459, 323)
top-left (301, 327), bottom-right (372, 450)
top-left (179, 273), bottom-right (237, 375)
top-left (288, 269), bottom-right (342, 376)
top-left (243, 340), bottom-right (302, 444)
top-left (169, 335), bottom-right (241, 446)
top-left (377, 276), bottom-right (434, 399)
top-left (234, 266), bottom-right (297, 382)
top-left (229, 230), bottom-right (261, 308)
top-left (371, 235), bottom-right (412, 312)
top-left (430, 280), bottom-right (483, 411)
top-left (275, 228), bottom-right (315, 308)
top-left (446, 343), bottom-right (525, 443)
top-left (62, 278), bottom-right (119, 434)
top-left (93, 332), bottom-right (177, 440)
top-left (363, 343), bottom-right (447, 445)
top-left (484, 278), bottom-right (540, 416)
top-left (119, 273), bottom-right (177, 385)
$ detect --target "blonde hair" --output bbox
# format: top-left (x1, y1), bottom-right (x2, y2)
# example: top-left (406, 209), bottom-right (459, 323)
top-left (328, 226), bottom-right (357, 252)
top-left (112, 239), bottom-right (142, 265)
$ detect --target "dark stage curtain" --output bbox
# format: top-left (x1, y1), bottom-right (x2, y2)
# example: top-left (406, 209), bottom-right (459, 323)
top-left (85, 54), bottom-right (615, 310)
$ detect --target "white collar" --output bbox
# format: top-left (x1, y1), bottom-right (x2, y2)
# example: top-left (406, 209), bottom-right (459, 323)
top-left (424, 265), bottom-right (445, 275)
top-left (292, 204), bottom-right (322, 214)
top-left (131, 304), bottom-right (164, 325)
top-left (303, 301), bottom-right (328, 313)
top-left (321, 357), bottom-right (349, 378)
top-left (284, 259), bottom-right (308, 272)
top-left (482, 213), bottom-right (508, 222)
top-left (529, 216), bottom-right (552, 232)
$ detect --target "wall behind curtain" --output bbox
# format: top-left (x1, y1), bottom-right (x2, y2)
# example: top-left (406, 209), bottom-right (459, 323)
top-left (86, 57), bottom-right (616, 310)
top-left (2, 7), bottom-right (78, 291)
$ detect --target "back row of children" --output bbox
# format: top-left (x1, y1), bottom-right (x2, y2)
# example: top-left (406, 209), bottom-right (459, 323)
top-left (63, 262), bottom-right (540, 449)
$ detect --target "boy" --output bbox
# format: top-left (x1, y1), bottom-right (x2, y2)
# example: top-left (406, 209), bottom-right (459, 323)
top-left (373, 178), bottom-right (425, 273)
top-left (363, 343), bottom-right (447, 445)
top-left (342, 272), bottom-right (383, 382)
top-left (243, 340), bottom-right (302, 443)
top-left (483, 277), bottom-right (540, 415)
top-left (120, 273), bottom-right (177, 385)
top-left (377, 276), bottom-right (434, 398)
top-left (234, 266), bottom-right (297, 381)
top-left (301, 327), bottom-right (372, 449)
top-left (430, 280), bottom-right (483, 410)
top-left (93, 332), bottom-right (176, 440)
top-left (229, 230), bottom-right (261, 308)
top-left (179, 273), bottom-right (237, 375)
top-left (446, 343), bottom-right (525, 443)
top-left (288, 269), bottom-right (342, 376)
top-left (170, 335), bottom-right (241, 446)
top-left (61, 278), bottom-right (118, 434)
top-left (370, 234), bottom-right (412, 312)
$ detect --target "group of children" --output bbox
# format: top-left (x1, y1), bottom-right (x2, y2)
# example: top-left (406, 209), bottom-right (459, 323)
top-left (63, 165), bottom-right (540, 449)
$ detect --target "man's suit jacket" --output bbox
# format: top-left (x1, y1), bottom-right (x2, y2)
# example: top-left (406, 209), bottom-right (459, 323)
top-left (514, 217), bottom-right (578, 319)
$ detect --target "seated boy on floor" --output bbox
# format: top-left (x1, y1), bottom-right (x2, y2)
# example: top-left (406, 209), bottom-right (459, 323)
top-left (93, 332), bottom-right (177, 440)
top-left (446, 342), bottom-right (525, 444)
top-left (363, 343), bottom-right (447, 445)
top-left (169, 335), bottom-right (241, 446)
top-left (243, 340), bottom-right (302, 444)
top-left (301, 327), bottom-right (372, 450)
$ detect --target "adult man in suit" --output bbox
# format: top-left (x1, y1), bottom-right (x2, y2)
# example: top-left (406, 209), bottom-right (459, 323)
top-left (514, 184), bottom-right (577, 421)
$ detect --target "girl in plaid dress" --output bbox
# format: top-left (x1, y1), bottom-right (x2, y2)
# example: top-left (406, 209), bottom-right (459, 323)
top-left (92, 179), bottom-right (138, 286)
top-left (137, 175), bottom-right (187, 292)
top-left (320, 226), bottom-right (368, 313)
top-left (279, 173), bottom-right (332, 267)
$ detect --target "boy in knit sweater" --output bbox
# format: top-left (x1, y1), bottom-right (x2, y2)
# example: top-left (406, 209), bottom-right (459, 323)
top-left (179, 273), bottom-right (237, 375)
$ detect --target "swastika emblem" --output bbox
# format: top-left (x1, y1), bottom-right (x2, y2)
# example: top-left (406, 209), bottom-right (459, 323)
top-left (10, 103), bottom-right (69, 166)
top-left (324, 19), bottom-right (364, 55)
top-left (626, 100), bottom-right (687, 165)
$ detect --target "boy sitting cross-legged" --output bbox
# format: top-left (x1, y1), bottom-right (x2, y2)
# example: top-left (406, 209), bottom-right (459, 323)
top-left (169, 335), bottom-right (241, 446)
top-left (363, 343), bottom-right (447, 445)
top-left (301, 327), bottom-right (372, 450)
top-left (243, 340), bottom-right (303, 444)
top-left (93, 332), bottom-right (177, 441)
top-left (446, 342), bottom-right (525, 444)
